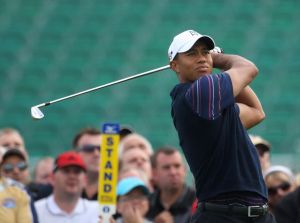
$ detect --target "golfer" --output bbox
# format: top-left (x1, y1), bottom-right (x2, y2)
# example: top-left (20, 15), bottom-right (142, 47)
top-left (169, 30), bottom-right (276, 223)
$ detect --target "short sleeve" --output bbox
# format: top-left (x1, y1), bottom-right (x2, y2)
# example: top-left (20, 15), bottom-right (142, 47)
top-left (185, 73), bottom-right (234, 120)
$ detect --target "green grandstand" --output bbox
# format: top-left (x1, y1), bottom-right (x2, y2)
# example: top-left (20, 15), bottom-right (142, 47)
top-left (0, 0), bottom-right (300, 169)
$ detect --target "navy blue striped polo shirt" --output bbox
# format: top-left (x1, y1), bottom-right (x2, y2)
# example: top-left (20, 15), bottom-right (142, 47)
top-left (170, 72), bottom-right (267, 202)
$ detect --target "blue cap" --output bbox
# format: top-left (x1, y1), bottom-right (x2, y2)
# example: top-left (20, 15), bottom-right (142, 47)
top-left (117, 177), bottom-right (149, 196)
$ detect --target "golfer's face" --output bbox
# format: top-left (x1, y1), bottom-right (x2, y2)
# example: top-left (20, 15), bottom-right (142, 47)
top-left (172, 41), bottom-right (213, 82)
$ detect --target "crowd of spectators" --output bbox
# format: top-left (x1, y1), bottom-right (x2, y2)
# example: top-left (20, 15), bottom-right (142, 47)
top-left (0, 127), bottom-right (299, 222)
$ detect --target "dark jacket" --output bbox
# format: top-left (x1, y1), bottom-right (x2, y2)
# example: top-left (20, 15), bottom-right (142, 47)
top-left (274, 186), bottom-right (300, 223)
top-left (146, 185), bottom-right (196, 223)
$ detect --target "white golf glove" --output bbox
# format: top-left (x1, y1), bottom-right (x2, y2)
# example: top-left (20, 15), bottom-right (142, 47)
top-left (210, 46), bottom-right (224, 54)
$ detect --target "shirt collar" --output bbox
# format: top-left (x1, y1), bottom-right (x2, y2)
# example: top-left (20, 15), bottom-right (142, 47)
top-left (46, 195), bottom-right (86, 216)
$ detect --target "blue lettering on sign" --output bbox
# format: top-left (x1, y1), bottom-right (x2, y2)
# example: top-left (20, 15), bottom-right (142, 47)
top-left (104, 172), bottom-right (112, 181)
top-left (106, 137), bottom-right (113, 146)
top-left (104, 184), bottom-right (112, 192)
top-left (106, 148), bottom-right (113, 157)
top-left (105, 161), bottom-right (112, 169)
top-left (103, 206), bottom-right (110, 213)
top-left (102, 123), bottom-right (120, 134)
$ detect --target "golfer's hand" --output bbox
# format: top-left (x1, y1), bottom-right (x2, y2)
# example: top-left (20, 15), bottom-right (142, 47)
top-left (210, 46), bottom-right (224, 54)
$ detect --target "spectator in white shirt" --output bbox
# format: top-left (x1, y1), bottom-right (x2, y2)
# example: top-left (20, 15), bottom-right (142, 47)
top-left (34, 151), bottom-right (99, 223)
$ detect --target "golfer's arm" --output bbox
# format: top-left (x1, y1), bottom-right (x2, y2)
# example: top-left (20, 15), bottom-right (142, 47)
top-left (236, 86), bottom-right (265, 129)
top-left (212, 53), bottom-right (258, 97)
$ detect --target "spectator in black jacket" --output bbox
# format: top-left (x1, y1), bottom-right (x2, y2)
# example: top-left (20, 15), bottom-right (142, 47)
top-left (147, 147), bottom-right (195, 223)
top-left (274, 186), bottom-right (300, 223)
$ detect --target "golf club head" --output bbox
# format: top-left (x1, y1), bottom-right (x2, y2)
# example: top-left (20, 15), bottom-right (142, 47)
top-left (31, 106), bottom-right (44, 120)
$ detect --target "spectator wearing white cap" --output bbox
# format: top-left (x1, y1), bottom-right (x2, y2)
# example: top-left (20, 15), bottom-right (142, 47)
top-left (264, 165), bottom-right (296, 212)
top-left (249, 134), bottom-right (272, 173)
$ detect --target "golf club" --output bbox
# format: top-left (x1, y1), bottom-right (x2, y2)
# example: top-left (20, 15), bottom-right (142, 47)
top-left (31, 64), bottom-right (170, 120)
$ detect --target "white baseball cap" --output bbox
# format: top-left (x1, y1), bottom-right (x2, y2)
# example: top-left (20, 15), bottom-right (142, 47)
top-left (249, 134), bottom-right (271, 151)
top-left (263, 165), bottom-right (295, 182)
top-left (168, 30), bottom-right (215, 61)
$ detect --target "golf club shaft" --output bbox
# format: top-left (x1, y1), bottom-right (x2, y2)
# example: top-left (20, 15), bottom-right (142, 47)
top-left (36, 65), bottom-right (170, 108)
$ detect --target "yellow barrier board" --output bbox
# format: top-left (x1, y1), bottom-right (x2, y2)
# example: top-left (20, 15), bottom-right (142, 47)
top-left (98, 123), bottom-right (119, 221)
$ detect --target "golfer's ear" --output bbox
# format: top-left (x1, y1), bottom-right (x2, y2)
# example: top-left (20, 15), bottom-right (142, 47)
top-left (170, 60), bottom-right (180, 73)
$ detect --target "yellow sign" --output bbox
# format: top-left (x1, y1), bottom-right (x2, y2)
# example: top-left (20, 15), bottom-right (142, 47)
top-left (98, 123), bottom-right (120, 220)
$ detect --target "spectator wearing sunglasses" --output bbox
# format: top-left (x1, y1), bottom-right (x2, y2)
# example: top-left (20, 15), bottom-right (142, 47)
top-left (72, 127), bottom-right (101, 200)
top-left (264, 165), bottom-right (296, 212)
top-left (0, 149), bottom-right (30, 185)
top-left (0, 148), bottom-right (39, 223)
top-left (0, 171), bottom-right (33, 223)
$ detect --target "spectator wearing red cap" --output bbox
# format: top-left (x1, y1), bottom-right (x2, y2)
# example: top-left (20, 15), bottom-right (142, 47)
top-left (34, 151), bottom-right (99, 223)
